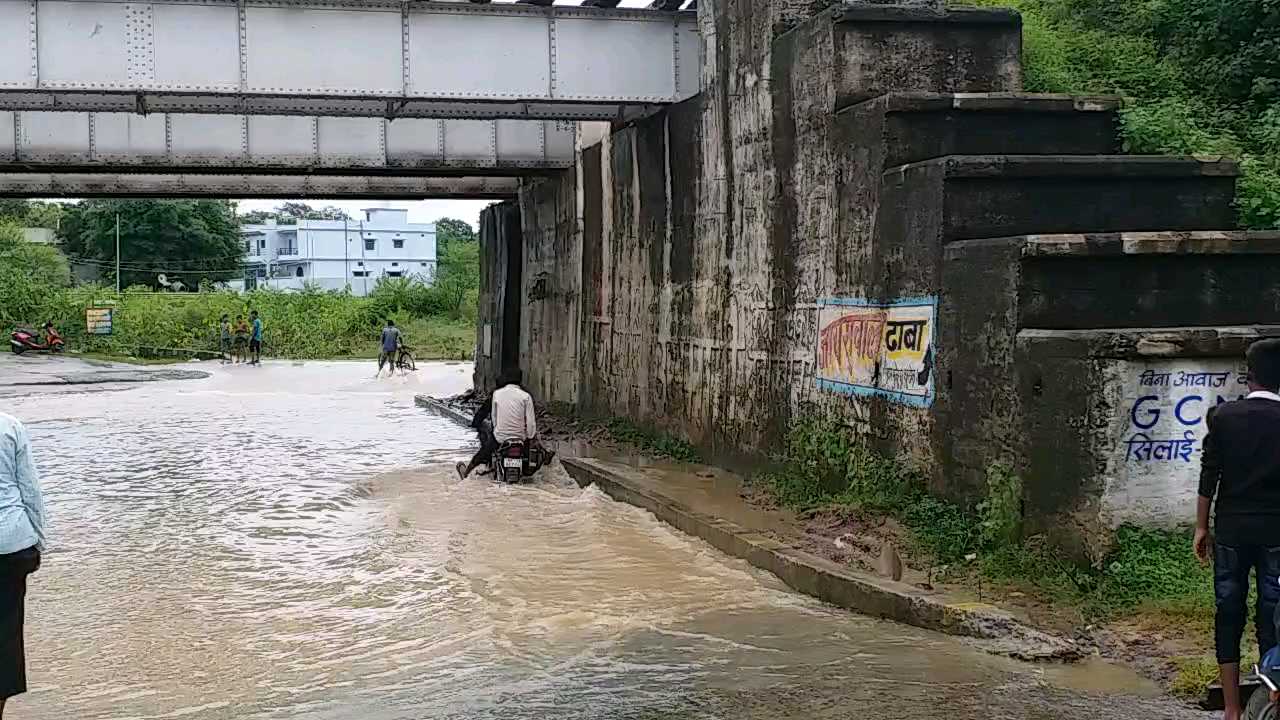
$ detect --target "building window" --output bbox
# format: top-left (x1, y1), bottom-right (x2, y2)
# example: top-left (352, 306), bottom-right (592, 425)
top-left (420, 262), bottom-right (428, 267)
top-left (351, 270), bottom-right (369, 278)
top-left (364, 238), bottom-right (375, 251)
top-left (391, 262), bottom-right (399, 267)
top-left (295, 266), bottom-right (304, 278)
top-left (386, 271), bottom-right (403, 278)
top-left (393, 239), bottom-right (404, 249)
top-left (356, 261), bottom-right (364, 266)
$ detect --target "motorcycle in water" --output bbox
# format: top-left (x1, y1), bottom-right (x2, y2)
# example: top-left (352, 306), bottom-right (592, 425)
top-left (491, 439), bottom-right (554, 484)
top-left (1247, 647), bottom-right (1280, 719)
top-left (10, 324), bottom-right (64, 355)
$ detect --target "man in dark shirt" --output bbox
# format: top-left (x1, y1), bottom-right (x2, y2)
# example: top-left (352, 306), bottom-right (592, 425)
top-left (1196, 338), bottom-right (1280, 720)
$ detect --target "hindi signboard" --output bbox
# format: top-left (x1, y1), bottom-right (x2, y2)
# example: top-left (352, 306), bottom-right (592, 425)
top-left (86, 306), bottom-right (113, 335)
top-left (815, 296), bottom-right (936, 407)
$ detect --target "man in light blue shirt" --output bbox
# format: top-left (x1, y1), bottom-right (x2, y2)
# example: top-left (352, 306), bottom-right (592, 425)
top-left (0, 411), bottom-right (45, 713)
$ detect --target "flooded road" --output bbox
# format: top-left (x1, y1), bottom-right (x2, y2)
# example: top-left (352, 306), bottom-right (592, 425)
top-left (1, 359), bottom-right (1203, 719)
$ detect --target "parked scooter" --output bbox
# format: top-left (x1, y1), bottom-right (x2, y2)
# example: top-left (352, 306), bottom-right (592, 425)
top-left (491, 440), bottom-right (555, 484)
top-left (10, 323), bottom-right (64, 355)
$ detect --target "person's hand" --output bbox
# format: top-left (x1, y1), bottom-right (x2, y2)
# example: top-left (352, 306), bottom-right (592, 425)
top-left (1194, 527), bottom-right (1213, 565)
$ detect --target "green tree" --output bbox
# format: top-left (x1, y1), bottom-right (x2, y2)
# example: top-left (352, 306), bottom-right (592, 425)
top-left (432, 238), bottom-right (480, 316)
top-left (61, 200), bottom-right (244, 289)
top-left (276, 202), bottom-right (351, 223)
top-left (435, 217), bottom-right (476, 249)
top-left (238, 209), bottom-right (278, 225)
top-left (0, 222), bottom-right (71, 327)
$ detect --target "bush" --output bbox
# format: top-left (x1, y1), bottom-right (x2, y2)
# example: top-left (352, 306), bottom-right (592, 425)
top-left (761, 415), bottom-right (1211, 618)
top-left (960, 0), bottom-right (1280, 230)
top-left (21, 284), bottom-right (474, 361)
top-left (0, 222), bottom-right (72, 328)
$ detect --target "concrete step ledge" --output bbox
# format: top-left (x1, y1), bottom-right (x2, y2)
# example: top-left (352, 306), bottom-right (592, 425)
top-left (562, 456), bottom-right (1081, 662)
top-left (886, 154), bottom-right (1240, 180)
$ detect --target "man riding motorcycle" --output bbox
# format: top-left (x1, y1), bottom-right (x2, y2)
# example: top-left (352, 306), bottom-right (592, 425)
top-left (455, 368), bottom-right (552, 481)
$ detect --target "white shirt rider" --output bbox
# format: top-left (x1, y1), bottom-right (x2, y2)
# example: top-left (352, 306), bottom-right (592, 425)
top-left (491, 372), bottom-right (537, 444)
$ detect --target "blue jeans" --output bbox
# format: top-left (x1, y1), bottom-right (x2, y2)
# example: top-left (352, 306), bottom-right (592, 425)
top-left (1214, 543), bottom-right (1280, 664)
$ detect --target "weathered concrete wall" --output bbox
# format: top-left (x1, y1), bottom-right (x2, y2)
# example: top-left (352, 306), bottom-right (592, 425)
top-left (496, 0), bottom-right (1275, 554)
top-left (563, 2), bottom-right (1027, 465)
top-left (474, 200), bottom-right (521, 394)
top-left (946, 232), bottom-right (1280, 559)
top-left (517, 170), bottom-right (580, 407)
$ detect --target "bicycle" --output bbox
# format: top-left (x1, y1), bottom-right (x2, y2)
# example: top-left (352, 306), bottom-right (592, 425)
top-left (395, 344), bottom-right (417, 372)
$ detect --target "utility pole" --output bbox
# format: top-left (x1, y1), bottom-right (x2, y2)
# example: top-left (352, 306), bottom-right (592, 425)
top-left (114, 213), bottom-right (121, 293)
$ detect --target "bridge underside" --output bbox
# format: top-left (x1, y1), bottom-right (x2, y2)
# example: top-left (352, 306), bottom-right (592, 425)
top-left (0, 1), bottom-right (700, 121)
top-left (0, 173), bottom-right (519, 199)
top-left (0, 112), bottom-right (576, 173)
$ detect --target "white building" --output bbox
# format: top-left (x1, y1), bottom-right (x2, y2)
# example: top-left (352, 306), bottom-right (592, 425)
top-left (239, 208), bottom-right (436, 295)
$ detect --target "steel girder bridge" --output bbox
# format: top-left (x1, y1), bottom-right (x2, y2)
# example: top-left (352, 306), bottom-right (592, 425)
top-left (0, 0), bottom-right (700, 198)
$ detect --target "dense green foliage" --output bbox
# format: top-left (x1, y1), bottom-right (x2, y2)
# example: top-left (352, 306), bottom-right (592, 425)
top-left (13, 284), bottom-right (473, 361)
top-left (762, 415), bottom-right (1211, 618)
top-left (59, 200), bottom-right (245, 288)
top-left (238, 202), bottom-right (352, 225)
top-left (964, 0), bottom-right (1280, 228)
top-left (0, 200), bottom-right (68, 230)
top-left (0, 222), bottom-right (72, 329)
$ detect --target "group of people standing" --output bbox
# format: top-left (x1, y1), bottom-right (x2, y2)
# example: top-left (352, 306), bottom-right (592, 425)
top-left (218, 310), bottom-right (263, 365)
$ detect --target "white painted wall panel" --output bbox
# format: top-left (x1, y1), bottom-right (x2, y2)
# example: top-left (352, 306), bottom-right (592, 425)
top-left (0, 2), bottom-right (34, 89)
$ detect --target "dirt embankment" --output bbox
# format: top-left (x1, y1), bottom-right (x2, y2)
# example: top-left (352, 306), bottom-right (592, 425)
top-left (738, 481), bottom-right (1219, 703)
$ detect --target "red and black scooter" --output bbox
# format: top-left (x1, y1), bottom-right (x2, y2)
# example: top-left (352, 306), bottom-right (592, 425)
top-left (10, 323), bottom-right (64, 355)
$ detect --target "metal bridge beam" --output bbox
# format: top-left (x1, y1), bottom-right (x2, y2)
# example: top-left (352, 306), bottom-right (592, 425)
top-left (0, 172), bottom-right (520, 199)
top-left (0, 1), bottom-right (700, 120)
top-left (0, 111), bottom-right (576, 172)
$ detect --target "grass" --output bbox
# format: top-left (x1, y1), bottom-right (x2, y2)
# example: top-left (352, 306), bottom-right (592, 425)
top-left (601, 417), bottom-right (702, 463)
top-left (335, 315), bottom-right (474, 361)
top-left (759, 414), bottom-right (1225, 697)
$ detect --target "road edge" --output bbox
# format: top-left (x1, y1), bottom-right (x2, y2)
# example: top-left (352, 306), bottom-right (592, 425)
top-left (562, 456), bottom-right (1082, 662)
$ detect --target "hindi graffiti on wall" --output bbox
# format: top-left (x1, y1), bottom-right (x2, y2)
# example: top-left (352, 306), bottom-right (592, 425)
top-left (1102, 359), bottom-right (1249, 526)
top-left (814, 296), bottom-right (936, 407)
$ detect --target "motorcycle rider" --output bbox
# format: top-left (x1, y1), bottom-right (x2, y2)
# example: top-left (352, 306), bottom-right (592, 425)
top-left (455, 368), bottom-right (552, 479)
top-left (455, 393), bottom-right (495, 480)
top-left (491, 367), bottom-right (537, 447)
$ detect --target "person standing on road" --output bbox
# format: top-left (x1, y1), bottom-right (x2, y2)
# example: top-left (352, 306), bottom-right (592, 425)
top-left (0, 411), bottom-right (47, 719)
top-left (249, 310), bottom-right (263, 366)
top-left (218, 314), bottom-right (232, 364)
top-left (376, 319), bottom-right (401, 378)
top-left (1196, 338), bottom-right (1280, 720)
top-left (232, 314), bottom-right (249, 364)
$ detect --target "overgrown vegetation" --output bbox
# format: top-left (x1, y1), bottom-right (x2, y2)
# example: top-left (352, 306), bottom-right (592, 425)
top-left (760, 416), bottom-right (1211, 620)
top-left (0, 204), bottom-right (483, 361)
top-left (961, 0), bottom-right (1280, 229)
top-left (602, 418), bottom-right (702, 463)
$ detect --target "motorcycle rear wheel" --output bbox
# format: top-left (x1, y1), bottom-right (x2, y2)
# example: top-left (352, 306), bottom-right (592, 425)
top-left (1246, 687), bottom-right (1278, 720)
top-left (11, 344), bottom-right (24, 355)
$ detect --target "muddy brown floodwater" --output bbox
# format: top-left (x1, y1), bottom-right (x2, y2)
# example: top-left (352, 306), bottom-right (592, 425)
top-left (0, 358), bottom-right (1207, 719)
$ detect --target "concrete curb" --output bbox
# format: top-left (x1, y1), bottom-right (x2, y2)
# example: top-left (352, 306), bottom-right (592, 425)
top-left (562, 456), bottom-right (1082, 662)
top-left (414, 394), bottom-right (473, 426)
